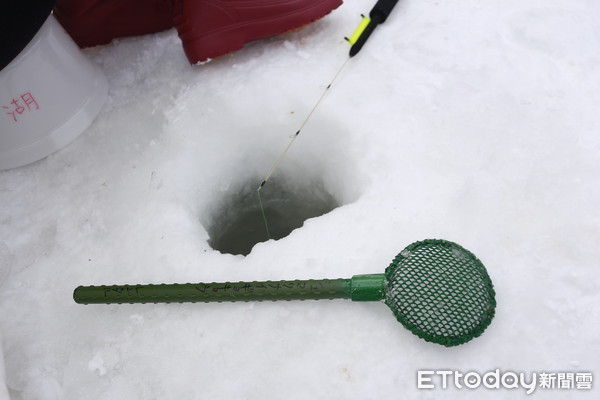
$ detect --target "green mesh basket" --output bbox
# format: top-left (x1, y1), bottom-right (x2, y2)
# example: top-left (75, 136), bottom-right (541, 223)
top-left (384, 239), bottom-right (496, 346)
top-left (74, 239), bottom-right (496, 346)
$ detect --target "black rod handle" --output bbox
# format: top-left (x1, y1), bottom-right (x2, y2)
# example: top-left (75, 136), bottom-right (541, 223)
top-left (370, 0), bottom-right (400, 23)
top-left (349, 0), bottom-right (400, 57)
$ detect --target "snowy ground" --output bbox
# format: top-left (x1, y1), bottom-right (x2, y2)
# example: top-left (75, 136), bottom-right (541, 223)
top-left (1, 0), bottom-right (599, 399)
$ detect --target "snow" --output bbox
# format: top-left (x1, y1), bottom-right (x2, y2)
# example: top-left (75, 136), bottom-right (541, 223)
top-left (1, 0), bottom-right (599, 399)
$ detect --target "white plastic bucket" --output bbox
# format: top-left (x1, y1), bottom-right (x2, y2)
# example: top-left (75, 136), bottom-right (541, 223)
top-left (0, 14), bottom-right (107, 170)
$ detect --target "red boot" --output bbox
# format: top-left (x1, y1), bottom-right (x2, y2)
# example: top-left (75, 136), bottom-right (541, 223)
top-left (172, 0), bottom-right (343, 64)
top-left (54, 0), bottom-right (343, 64)
top-left (53, 0), bottom-right (173, 48)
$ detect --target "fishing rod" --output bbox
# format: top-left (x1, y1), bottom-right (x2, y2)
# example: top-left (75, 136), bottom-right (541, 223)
top-left (347, 0), bottom-right (400, 57)
top-left (257, 0), bottom-right (400, 238)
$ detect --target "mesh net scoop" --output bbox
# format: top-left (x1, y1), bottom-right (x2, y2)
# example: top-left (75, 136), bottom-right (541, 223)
top-left (74, 239), bottom-right (496, 346)
top-left (383, 239), bottom-right (496, 346)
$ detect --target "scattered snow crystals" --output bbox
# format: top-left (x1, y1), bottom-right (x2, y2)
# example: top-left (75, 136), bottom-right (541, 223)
top-left (87, 353), bottom-right (107, 377)
top-left (283, 40), bottom-right (296, 51)
top-left (194, 57), bottom-right (212, 66)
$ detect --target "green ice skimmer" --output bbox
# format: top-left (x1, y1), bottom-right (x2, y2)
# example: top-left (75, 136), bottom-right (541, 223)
top-left (74, 239), bottom-right (496, 347)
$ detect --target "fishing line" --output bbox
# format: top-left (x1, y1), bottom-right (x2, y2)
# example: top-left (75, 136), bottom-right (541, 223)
top-left (257, 0), bottom-right (400, 240)
top-left (257, 187), bottom-right (271, 239)
top-left (257, 57), bottom-right (350, 192)
top-left (256, 58), bottom-right (350, 239)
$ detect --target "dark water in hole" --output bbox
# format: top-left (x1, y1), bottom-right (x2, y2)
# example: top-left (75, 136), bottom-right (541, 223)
top-left (208, 181), bottom-right (339, 256)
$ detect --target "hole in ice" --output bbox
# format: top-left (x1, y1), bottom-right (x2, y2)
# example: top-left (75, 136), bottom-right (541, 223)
top-left (207, 178), bottom-right (339, 256)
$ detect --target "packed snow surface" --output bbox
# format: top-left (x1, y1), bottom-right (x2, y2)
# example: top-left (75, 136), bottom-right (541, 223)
top-left (1, 0), bottom-right (599, 399)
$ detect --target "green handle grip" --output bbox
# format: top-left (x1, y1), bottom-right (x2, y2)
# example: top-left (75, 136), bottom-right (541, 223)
top-left (73, 274), bottom-right (386, 304)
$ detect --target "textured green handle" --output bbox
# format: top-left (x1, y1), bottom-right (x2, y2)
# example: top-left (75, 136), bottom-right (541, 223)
top-left (73, 274), bottom-right (386, 304)
top-left (74, 279), bottom-right (350, 304)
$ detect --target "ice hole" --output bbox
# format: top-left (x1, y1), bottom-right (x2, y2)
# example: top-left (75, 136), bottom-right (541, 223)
top-left (207, 178), bottom-right (339, 256)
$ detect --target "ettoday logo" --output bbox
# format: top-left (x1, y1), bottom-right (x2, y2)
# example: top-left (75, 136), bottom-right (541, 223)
top-left (417, 369), bottom-right (593, 395)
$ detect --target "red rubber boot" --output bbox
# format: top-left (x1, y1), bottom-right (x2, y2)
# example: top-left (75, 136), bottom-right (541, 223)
top-left (53, 0), bottom-right (173, 48)
top-left (172, 0), bottom-right (343, 64)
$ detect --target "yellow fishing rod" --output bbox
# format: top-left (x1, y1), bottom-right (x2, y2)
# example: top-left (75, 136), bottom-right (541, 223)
top-left (347, 0), bottom-right (400, 57)
top-left (258, 0), bottom-right (401, 238)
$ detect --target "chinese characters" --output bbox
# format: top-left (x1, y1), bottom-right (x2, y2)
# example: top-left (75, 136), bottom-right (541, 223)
top-left (2, 92), bottom-right (40, 122)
